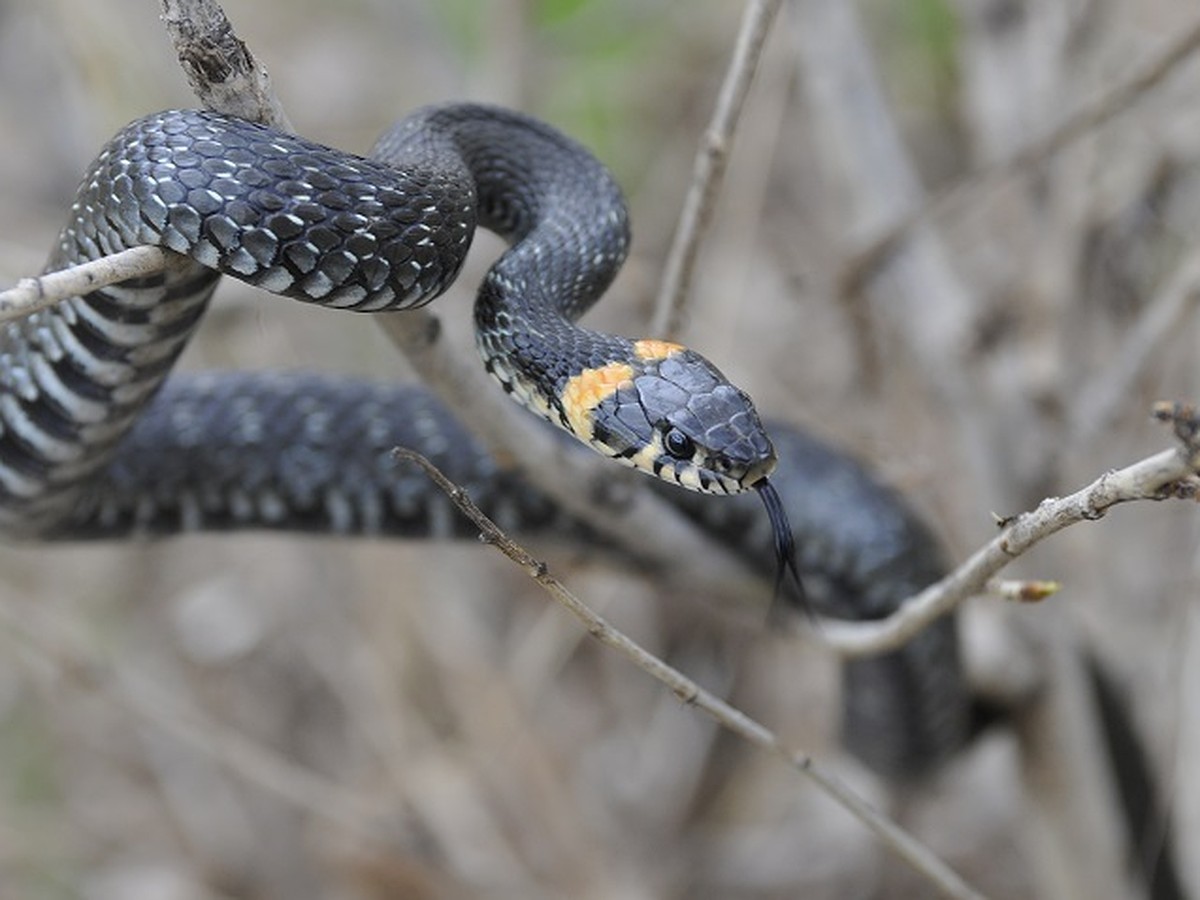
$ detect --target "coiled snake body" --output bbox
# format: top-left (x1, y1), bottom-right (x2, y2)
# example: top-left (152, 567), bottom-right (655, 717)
top-left (0, 104), bottom-right (969, 778)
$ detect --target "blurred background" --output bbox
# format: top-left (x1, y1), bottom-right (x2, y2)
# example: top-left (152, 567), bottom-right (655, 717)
top-left (1, 0), bottom-right (1199, 897)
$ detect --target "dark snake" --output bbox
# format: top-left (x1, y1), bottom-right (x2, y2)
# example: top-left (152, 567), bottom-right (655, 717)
top-left (0, 104), bottom-right (970, 778)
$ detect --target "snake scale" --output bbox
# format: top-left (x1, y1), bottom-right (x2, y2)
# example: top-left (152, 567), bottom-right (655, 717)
top-left (0, 104), bottom-right (970, 778)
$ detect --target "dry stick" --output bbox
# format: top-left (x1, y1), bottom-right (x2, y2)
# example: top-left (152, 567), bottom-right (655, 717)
top-left (819, 409), bottom-right (1200, 656)
top-left (847, 15), bottom-right (1200, 283)
top-left (160, 0), bottom-right (292, 128)
top-left (391, 447), bottom-right (988, 900)
top-left (650, 0), bottom-right (783, 340)
top-left (0, 246), bottom-right (172, 323)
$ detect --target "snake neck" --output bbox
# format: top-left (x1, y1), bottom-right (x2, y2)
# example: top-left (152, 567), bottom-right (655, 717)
top-left (473, 271), bottom-right (634, 434)
top-left (374, 104), bottom-right (632, 321)
top-left (377, 104), bottom-right (643, 449)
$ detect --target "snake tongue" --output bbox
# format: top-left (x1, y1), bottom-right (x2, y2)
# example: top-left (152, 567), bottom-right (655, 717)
top-left (754, 478), bottom-right (811, 618)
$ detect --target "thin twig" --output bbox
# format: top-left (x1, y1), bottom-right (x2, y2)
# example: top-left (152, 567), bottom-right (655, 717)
top-left (391, 446), bottom-right (987, 900)
top-left (0, 246), bottom-right (172, 323)
top-left (650, 0), bottom-right (783, 339)
top-left (818, 406), bottom-right (1200, 656)
top-left (846, 15), bottom-right (1200, 285)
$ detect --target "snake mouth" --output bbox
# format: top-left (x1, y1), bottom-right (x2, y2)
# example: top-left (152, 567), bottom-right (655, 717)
top-left (754, 478), bottom-right (808, 614)
top-left (742, 455), bottom-right (776, 490)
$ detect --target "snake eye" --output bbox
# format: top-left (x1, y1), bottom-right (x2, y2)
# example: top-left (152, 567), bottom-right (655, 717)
top-left (663, 427), bottom-right (696, 460)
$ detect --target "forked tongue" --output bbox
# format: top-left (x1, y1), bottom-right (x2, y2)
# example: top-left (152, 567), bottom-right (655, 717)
top-left (754, 478), bottom-right (810, 618)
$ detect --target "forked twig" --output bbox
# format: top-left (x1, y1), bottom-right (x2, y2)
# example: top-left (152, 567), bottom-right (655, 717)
top-left (391, 446), bottom-right (987, 900)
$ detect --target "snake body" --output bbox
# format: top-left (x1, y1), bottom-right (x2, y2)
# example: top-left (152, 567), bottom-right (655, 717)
top-left (0, 105), bottom-right (774, 536)
top-left (56, 371), bottom-right (970, 778)
top-left (0, 104), bottom-right (970, 777)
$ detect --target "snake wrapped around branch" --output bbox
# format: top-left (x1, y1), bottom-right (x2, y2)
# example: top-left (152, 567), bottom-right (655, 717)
top-left (0, 104), bottom-right (971, 778)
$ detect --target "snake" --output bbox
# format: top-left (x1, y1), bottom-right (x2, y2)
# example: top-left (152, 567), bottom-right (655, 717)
top-left (0, 104), bottom-right (970, 778)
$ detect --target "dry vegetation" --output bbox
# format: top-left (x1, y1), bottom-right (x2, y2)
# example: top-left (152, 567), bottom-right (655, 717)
top-left (1, 0), bottom-right (1199, 897)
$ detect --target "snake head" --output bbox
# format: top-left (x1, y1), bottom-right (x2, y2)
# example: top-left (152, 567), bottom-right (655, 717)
top-left (561, 338), bottom-right (808, 610)
top-left (564, 339), bottom-right (777, 495)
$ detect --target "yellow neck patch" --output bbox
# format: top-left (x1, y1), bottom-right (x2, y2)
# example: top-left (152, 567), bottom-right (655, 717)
top-left (633, 338), bottom-right (685, 362)
top-left (561, 361), bottom-right (634, 439)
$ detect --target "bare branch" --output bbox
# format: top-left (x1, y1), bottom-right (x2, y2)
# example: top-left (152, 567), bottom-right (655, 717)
top-left (159, 0), bottom-right (292, 129)
top-left (651, 0), bottom-right (783, 340)
top-left (0, 246), bottom-right (172, 323)
top-left (818, 407), bottom-right (1200, 657)
top-left (392, 447), bottom-right (987, 900)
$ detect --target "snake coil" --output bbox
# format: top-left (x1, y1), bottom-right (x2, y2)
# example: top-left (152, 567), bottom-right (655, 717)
top-left (0, 104), bottom-right (971, 778)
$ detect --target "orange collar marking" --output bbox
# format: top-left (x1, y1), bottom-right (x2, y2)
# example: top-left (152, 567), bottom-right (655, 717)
top-left (632, 339), bottom-right (685, 362)
top-left (561, 362), bottom-right (634, 438)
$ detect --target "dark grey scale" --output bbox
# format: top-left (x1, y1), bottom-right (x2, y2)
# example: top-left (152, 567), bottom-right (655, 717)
top-left (374, 106), bottom-right (633, 390)
top-left (0, 108), bottom-right (492, 532)
top-left (592, 388), bottom-right (651, 458)
top-left (55, 374), bottom-right (586, 542)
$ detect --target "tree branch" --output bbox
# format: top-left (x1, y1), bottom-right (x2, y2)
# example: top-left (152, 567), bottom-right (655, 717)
top-left (818, 404), bottom-right (1200, 657)
top-left (0, 246), bottom-right (173, 323)
top-left (160, 0), bottom-right (292, 129)
top-left (392, 447), bottom-right (987, 900)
